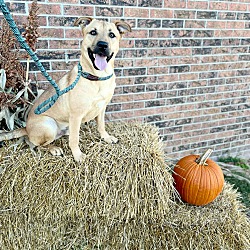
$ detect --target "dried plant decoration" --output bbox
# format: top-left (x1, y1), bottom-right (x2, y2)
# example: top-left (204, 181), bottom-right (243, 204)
top-left (0, 20), bottom-right (26, 130)
top-left (22, 0), bottom-right (40, 82)
top-left (0, 20), bottom-right (25, 90)
top-left (0, 0), bottom-right (40, 131)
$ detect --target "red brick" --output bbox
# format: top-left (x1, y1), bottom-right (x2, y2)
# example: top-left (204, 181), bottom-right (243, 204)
top-left (150, 9), bottom-right (173, 18)
top-left (185, 20), bottom-right (206, 29)
top-left (212, 47), bottom-right (231, 55)
top-left (49, 40), bottom-right (80, 49)
top-left (111, 95), bottom-right (133, 103)
top-left (183, 110), bottom-right (202, 118)
top-left (51, 61), bottom-right (75, 71)
top-left (206, 93), bottom-right (224, 101)
top-left (149, 30), bottom-right (171, 38)
top-left (122, 102), bottom-right (144, 110)
top-left (199, 134), bottom-right (216, 141)
top-left (210, 63), bottom-right (228, 71)
top-left (188, 80), bottom-right (207, 87)
top-left (179, 73), bottom-right (199, 81)
top-left (64, 5), bottom-right (94, 16)
top-left (182, 136), bottom-right (201, 145)
top-left (38, 28), bottom-right (64, 38)
top-left (125, 8), bottom-right (149, 18)
top-left (106, 110), bottom-right (135, 120)
top-left (228, 62), bottom-right (246, 70)
top-left (126, 30), bottom-right (148, 39)
top-left (238, 30), bottom-right (250, 37)
top-left (164, 0), bottom-right (186, 8)
top-left (170, 48), bottom-right (192, 57)
top-left (37, 3), bottom-right (61, 15)
top-left (216, 30), bottom-right (237, 37)
top-left (234, 83), bottom-right (249, 91)
top-left (162, 107), bottom-right (176, 116)
top-left (191, 65), bottom-right (208, 72)
top-left (223, 92), bottom-right (239, 99)
top-left (211, 113), bottom-right (228, 120)
top-left (220, 55), bottom-right (239, 63)
top-left (218, 71), bottom-right (236, 78)
top-left (6, 2), bottom-right (25, 14)
top-left (175, 104), bottom-right (196, 112)
top-left (164, 113), bottom-right (181, 120)
top-left (181, 57), bottom-right (200, 65)
top-left (158, 58), bottom-right (179, 66)
top-left (134, 107), bottom-right (167, 116)
top-left (209, 2), bottom-right (228, 10)
top-left (187, 1), bottom-right (208, 10)
top-left (148, 48), bottom-right (169, 57)
top-left (134, 58), bottom-right (158, 67)
top-left (174, 10), bottom-right (196, 19)
top-left (36, 71), bottom-right (67, 82)
top-left (183, 123), bottom-right (202, 132)
top-left (206, 21), bottom-right (226, 29)
top-left (120, 40), bottom-right (134, 49)
top-left (65, 28), bottom-right (83, 39)
top-left (115, 59), bottom-right (133, 68)
top-left (115, 77), bottom-right (134, 86)
top-left (96, 7), bottom-right (123, 17)
top-left (216, 85), bottom-right (234, 92)
top-left (218, 119), bottom-right (237, 126)
top-left (134, 76), bottom-right (157, 84)
top-left (133, 92), bottom-right (156, 101)
top-left (165, 139), bottom-right (182, 148)
top-left (38, 16), bottom-right (47, 26)
top-left (228, 3), bottom-right (248, 12)
top-left (157, 75), bottom-right (179, 83)
top-left (226, 21), bottom-right (246, 29)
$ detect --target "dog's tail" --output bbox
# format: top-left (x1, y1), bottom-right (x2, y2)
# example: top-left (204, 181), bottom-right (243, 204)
top-left (0, 128), bottom-right (27, 142)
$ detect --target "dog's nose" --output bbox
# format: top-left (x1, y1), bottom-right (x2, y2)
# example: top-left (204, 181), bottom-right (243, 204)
top-left (97, 41), bottom-right (108, 51)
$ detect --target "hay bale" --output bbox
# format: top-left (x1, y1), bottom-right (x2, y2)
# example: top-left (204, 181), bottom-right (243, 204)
top-left (165, 183), bottom-right (250, 249)
top-left (0, 122), bottom-right (249, 249)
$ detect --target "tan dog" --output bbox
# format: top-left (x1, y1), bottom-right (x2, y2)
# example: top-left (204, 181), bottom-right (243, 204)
top-left (0, 17), bottom-right (131, 162)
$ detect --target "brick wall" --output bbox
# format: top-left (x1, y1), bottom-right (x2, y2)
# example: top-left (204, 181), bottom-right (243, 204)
top-left (1, 0), bottom-right (249, 159)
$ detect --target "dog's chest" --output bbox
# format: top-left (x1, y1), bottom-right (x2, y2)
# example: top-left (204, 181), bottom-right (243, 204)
top-left (82, 96), bottom-right (108, 122)
top-left (82, 83), bottom-right (114, 121)
top-left (92, 83), bottom-right (113, 106)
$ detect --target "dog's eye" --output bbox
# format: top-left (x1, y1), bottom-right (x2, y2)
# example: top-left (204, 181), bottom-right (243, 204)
top-left (109, 32), bottom-right (116, 38)
top-left (90, 30), bottom-right (97, 36)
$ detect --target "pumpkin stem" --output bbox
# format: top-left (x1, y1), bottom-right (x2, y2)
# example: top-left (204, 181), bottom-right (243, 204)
top-left (196, 149), bottom-right (213, 166)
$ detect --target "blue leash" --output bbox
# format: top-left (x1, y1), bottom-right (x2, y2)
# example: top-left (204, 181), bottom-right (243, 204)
top-left (0, 0), bottom-right (107, 115)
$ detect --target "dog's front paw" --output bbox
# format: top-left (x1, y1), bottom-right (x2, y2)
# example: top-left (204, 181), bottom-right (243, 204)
top-left (72, 149), bottom-right (86, 163)
top-left (103, 135), bottom-right (118, 144)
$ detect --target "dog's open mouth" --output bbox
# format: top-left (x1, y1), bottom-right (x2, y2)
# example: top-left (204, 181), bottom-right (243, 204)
top-left (88, 48), bottom-right (114, 71)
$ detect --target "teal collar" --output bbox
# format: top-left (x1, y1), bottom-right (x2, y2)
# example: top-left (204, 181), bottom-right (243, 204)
top-left (78, 62), bottom-right (113, 81)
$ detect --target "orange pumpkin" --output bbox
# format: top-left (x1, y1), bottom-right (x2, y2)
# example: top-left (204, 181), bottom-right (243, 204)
top-left (173, 149), bottom-right (224, 206)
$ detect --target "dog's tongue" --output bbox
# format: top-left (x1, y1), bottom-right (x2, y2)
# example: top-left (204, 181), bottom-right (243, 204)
top-left (95, 54), bottom-right (108, 71)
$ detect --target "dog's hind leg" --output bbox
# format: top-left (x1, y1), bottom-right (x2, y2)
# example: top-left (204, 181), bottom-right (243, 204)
top-left (26, 116), bottom-right (64, 156)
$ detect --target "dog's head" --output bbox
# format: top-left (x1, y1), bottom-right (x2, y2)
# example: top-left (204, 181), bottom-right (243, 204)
top-left (74, 17), bottom-right (131, 71)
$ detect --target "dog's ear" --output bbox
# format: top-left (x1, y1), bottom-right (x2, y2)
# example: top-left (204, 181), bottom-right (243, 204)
top-left (74, 17), bottom-right (93, 28)
top-left (114, 21), bottom-right (132, 35)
